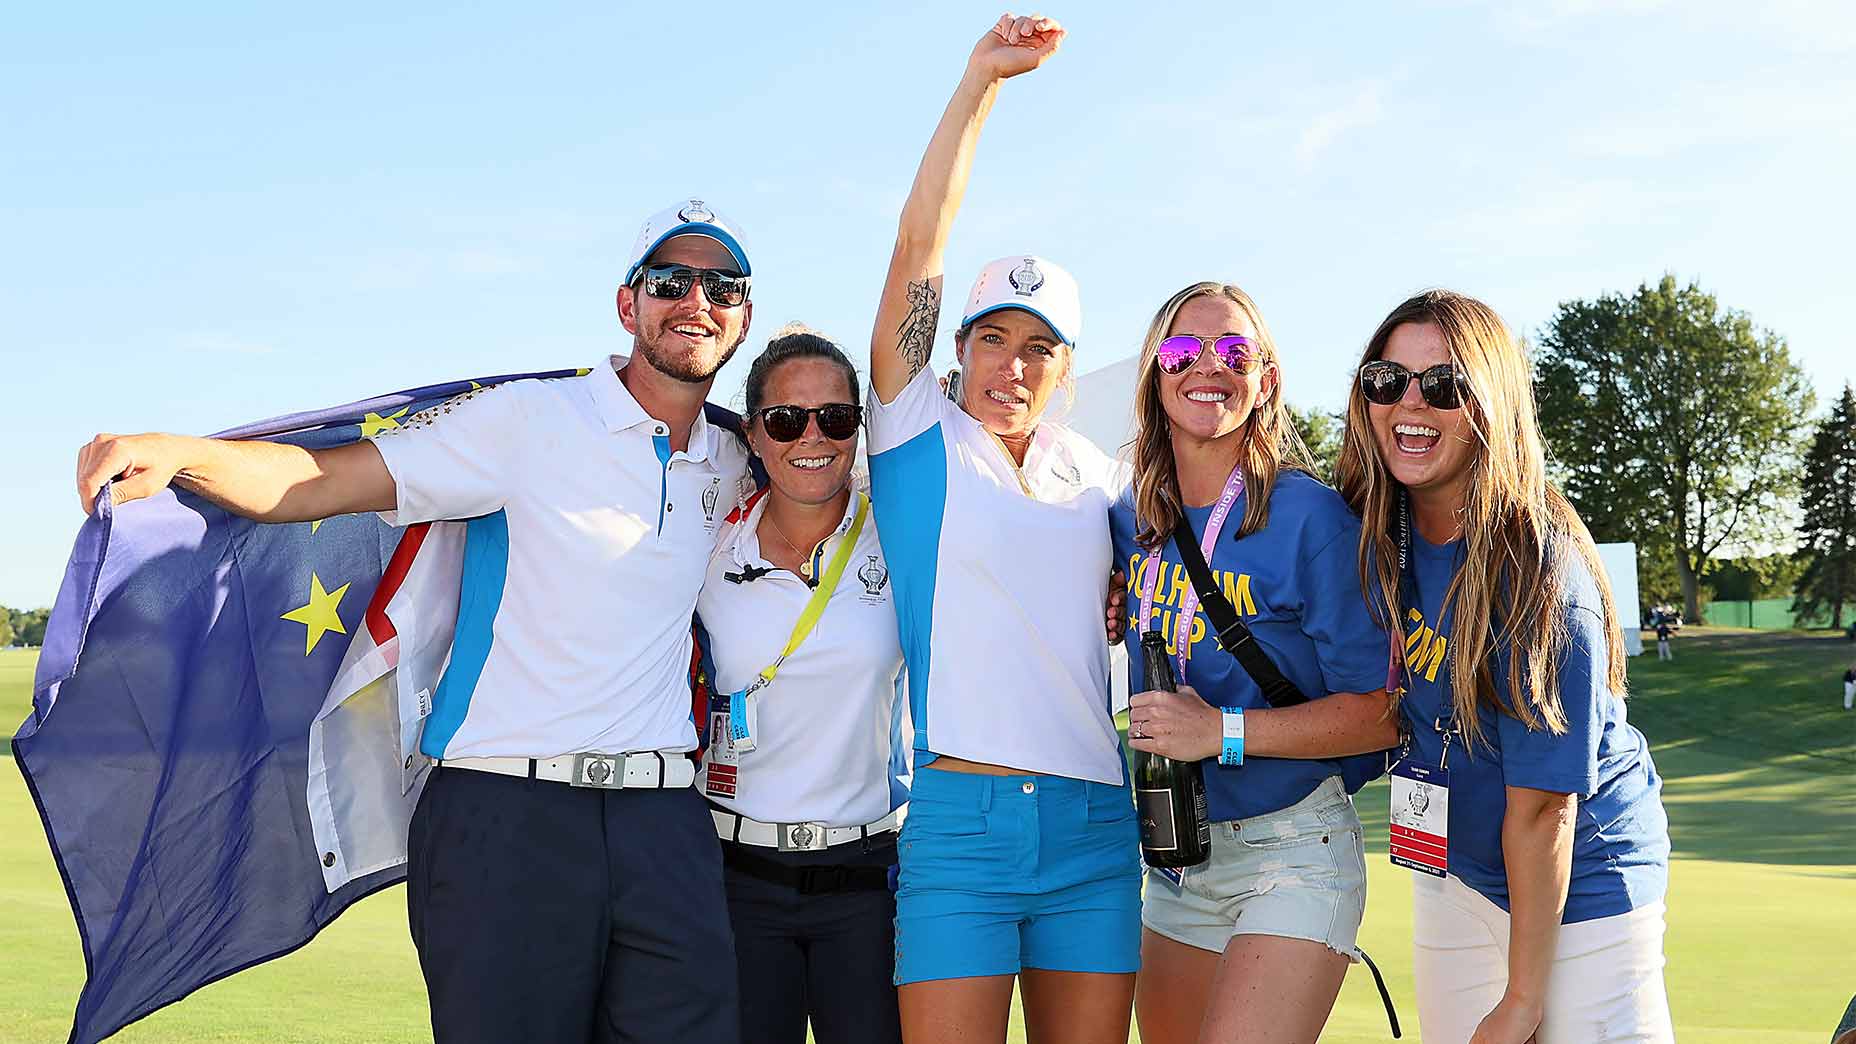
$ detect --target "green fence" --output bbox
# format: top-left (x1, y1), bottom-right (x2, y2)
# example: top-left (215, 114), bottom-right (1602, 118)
top-left (1701, 598), bottom-right (1836, 630)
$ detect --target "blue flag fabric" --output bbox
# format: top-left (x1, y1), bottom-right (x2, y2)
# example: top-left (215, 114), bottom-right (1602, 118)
top-left (13, 369), bottom-right (588, 1044)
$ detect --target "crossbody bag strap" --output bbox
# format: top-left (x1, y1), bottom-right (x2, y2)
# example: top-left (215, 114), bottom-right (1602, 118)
top-left (1170, 515), bottom-right (1307, 709)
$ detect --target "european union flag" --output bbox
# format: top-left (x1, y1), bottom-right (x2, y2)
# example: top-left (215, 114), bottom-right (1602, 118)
top-left (13, 369), bottom-right (582, 1044)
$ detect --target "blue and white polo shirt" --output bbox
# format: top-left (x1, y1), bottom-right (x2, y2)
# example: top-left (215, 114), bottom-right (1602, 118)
top-left (369, 355), bottom-right (752, 761)
top-left (867, 366), bottom-right (1128, 785)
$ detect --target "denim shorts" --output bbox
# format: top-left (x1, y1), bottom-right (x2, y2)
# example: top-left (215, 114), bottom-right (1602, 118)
top-left (893, 766), bottom-right (1143, 984)
top-left (1142, 775), bottom-right (1367, 958)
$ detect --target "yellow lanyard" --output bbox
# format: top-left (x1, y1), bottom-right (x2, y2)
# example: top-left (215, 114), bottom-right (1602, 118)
top-left (750, 491), bottom-right (869, 692)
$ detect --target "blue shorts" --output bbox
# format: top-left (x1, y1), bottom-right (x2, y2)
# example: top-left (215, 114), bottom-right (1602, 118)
top-left (893, 766), bottom-right (1142, 985)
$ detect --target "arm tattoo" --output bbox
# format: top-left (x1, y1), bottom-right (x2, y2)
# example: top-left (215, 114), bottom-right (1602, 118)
top-left (895, 279), bottom-right (941, 380)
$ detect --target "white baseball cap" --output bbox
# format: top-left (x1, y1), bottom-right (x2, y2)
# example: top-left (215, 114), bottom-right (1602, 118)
top-left (960, 255), bottom-right (1082, 346)
top-left (623, 199), bottom-right (753, 285)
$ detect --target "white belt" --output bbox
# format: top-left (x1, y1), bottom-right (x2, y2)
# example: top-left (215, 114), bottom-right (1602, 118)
top-left (711, 805), bottom-right (907, 852)
top-left (440, 751), bottom-right (695, 790)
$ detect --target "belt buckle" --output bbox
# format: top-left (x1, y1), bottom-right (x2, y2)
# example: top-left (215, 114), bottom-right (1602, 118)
top-left (777, 821), bottom-right (829, 852)
top-left (571, 754), bottom-right (625, 789)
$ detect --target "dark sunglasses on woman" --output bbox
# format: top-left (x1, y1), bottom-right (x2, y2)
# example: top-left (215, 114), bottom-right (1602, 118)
top-left (756, 403), bottom-right (861, 442)
top-left (1156, 334), bottom-right (1260, 375)
top-left (1358, 360), bottom-right (1471, 409)
top-left (636, 264), bottom-right (751, 308)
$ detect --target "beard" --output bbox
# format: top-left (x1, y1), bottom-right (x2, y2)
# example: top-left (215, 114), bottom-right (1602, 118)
top-left (633, 323), bottom-right (745, 384)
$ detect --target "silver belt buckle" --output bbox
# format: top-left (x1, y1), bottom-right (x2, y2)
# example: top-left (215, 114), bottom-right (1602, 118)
top-left (571, 754), bottom-right (625, 789)
top-left (777, 821), bottom-right (830, 852)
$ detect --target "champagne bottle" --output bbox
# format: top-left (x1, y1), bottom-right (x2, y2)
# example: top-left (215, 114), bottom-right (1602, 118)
top-left (1134, 629), bottom-right (1211, 868)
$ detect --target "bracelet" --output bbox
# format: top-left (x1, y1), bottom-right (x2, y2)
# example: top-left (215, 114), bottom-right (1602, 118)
top-left (1219, 707), bottom-right (1245, 767)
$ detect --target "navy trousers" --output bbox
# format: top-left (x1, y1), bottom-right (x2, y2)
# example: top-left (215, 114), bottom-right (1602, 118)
top-left (721, 835), bottom-right (902, 1044)
top-left (408, 765), bottom-right (739, 1044)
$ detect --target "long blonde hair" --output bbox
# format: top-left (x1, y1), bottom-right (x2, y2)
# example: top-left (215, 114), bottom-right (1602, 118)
top-left (1335, 289), bottom-right (1629, 751)
top-left (1129, 282), bottom-right (1316, 547)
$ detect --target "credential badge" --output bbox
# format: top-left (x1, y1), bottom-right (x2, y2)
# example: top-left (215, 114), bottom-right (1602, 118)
top-left (679, 200), bottom-right (716, 224)
top-left (1008, 257), bottom-right (1044, 297)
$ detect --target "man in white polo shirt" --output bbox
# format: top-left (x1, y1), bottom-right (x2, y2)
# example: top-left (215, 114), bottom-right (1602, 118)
top-left (75, 200), bottom-right (759, 1043)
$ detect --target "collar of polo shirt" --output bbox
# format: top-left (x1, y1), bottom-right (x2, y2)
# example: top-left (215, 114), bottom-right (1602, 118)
top-left (591, 354), bottom-right (718, 461)
top-left (726, 486), bottom-right (862, 568)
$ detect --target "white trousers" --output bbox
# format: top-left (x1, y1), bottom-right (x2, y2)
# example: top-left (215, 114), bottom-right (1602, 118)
top-left (1843, 679), bottom-right (1854, 709)
top-left (1411, 873), bottom-right (1674, 1044)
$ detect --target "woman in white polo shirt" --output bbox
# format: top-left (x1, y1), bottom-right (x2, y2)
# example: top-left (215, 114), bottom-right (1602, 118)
top-left (696, 324), bottom-right (907, 1044)
top-left (865, 15), bottom-right (1140, 1044)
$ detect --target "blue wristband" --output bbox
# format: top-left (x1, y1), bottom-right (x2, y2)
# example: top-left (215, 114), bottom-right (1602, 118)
top-left (1219, 707), bottom-right (1244, 766)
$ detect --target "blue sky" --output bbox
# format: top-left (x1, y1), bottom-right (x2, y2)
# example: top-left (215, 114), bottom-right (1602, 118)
top-left (4, 1), bottom-right (1853, 607)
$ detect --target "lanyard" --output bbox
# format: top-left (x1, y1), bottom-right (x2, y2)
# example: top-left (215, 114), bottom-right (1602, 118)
top-left (726, 493), bottom-right (870, 753)
top-left (1139, 462), bottom-right (1245, 682)
top-left (1386, 490), bottom-right (1412, 697)
top-left (1389, 488), bottom-right (1462, 767)
top-left (749, 491), bottom-right (868, 693)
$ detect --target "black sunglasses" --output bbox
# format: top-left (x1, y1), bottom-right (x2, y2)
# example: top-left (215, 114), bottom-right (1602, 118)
top-left (755, 403), bottom-right (861, 442)
top-left (1358, 360), bottom-right (1471, 410)
top-left (635, 264), bottom-right (750, 308)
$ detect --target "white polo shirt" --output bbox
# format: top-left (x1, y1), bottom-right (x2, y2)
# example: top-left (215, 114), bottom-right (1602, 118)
top-left (369, 355), bottom-right (752, 761)
top-left (867, 366), bottom-right (1128, 784)
top-left (695, 490), bottom-right (908, 826)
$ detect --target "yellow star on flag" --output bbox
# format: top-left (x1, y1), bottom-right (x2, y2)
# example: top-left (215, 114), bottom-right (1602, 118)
top-left (310, 519), bottom-right (323, 534)
top-left (280, 573), bottom-right (352, 656)
top-left (358, 407), bottom-right (409, 438)
top-left (469, 380), bottom-right (483, 391)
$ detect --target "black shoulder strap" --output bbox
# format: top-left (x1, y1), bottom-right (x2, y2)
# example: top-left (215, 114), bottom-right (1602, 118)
top-left (1171, 515), bottom-right (1307, 709)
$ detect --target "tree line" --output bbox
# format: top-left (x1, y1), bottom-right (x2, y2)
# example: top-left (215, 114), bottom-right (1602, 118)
top-left (2, 606), bottom-right (50, 648)
top-left (1291, 275), bottom-right (1856, 630)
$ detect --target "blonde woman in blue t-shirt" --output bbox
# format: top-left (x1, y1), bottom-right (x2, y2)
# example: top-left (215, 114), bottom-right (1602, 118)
top-left (1116, 282), bottom-right (1399, 1044)
top-left (1336, 290), bottom-right (1672, 1043)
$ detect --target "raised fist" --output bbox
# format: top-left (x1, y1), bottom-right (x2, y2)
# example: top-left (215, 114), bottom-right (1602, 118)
top-left (967, 13), bottom-right (1066, 82)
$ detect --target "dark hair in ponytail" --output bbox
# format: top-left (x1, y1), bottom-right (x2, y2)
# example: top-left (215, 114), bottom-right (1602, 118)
top-left (743, 322), bottom-right (862, 418)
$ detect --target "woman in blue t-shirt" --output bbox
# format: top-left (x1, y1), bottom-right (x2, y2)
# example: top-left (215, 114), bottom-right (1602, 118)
top-left (1117, 281), bottom-right (1401, 1044)
top-left (1333, 289), bottom-right (1673, 1043)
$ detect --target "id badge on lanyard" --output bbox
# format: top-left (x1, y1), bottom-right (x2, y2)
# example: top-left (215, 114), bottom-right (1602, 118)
top-left (1389, 754), bottom-right (1450, 878)
top-left (721, 494), bottom-right (870, 757)
top-left (1386, 489), bottom-right (1450, 878)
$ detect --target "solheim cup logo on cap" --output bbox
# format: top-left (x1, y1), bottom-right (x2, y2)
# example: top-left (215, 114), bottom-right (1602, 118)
top-left (1008, 258), bottom-right (1044, 297)
top-left (678, 199), bottom-right (716, 223)
top-left (857, 555), bottom-right (889, 602)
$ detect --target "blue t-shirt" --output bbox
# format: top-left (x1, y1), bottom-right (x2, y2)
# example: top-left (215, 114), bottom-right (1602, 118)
top-left (1400, 533), bottom-right (1670, 923)
top-left (1111, 470), bottom-right (1391, 823)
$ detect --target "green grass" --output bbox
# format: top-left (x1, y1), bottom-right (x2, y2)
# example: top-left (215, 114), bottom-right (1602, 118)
top-left (4, 631), bottom-right (1853, 1042)
top-left (1, 648), bottom-right (36, 755)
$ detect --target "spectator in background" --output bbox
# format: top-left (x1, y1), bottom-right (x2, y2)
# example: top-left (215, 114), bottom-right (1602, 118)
top-left (1655, 619), bottom-right (1673, 661)
top-left (1841, 664), bottom-right (1854, 711)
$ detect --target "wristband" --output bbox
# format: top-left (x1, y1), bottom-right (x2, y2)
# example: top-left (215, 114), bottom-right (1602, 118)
top-left (1219, 707), bottom-right (1245, 766)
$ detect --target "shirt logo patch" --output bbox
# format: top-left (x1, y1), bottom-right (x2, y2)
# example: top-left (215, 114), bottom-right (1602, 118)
top-left (856, 555), bottom-right (890, 603)
top-left (702, 477), bottom-right (721, 531)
